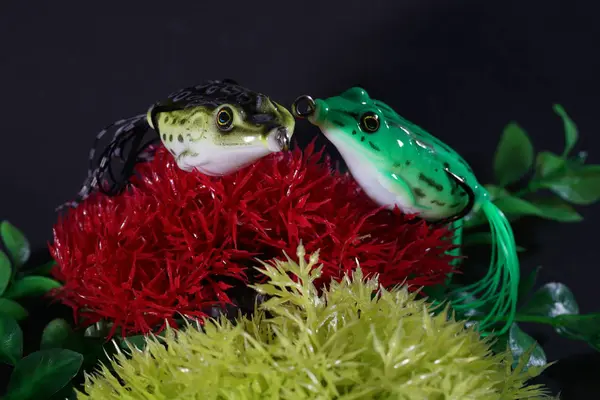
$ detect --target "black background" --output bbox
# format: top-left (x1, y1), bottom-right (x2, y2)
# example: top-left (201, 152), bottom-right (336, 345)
top-left (1, 1), bottom-right (599, 397)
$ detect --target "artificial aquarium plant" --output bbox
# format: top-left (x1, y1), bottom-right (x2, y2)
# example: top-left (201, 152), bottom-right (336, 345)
top-left (3, 72), bottom-right (597, 399)
top-left (49, 142), bottom-right (456, 337)
top-left (459, 105), bottom-right (600, 357)
top-left (0, 221), bottom-right (84, 400)
top-left (465, 104), bottom-right (599, 228)
top-left (0, 221), bottom-right (61, 321)
top-left (76, 244), bottom-right (554, 400)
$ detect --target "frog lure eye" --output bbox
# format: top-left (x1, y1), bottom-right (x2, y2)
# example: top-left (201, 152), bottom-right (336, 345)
top-left (57, 79), bottom-right (295, 211)
top-left (292, 87), bottom-right (520, 337)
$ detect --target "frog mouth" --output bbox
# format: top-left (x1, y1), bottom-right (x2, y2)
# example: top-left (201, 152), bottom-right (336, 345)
top-left (174, 150), bottom-right (200, 172)
top-left (176, 150), bottom-right (198, 162)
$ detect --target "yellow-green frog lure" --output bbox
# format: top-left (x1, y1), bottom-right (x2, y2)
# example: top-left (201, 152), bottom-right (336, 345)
top-left (292, 87), bottom-right (518, 336)
top-left (58, 79), bottom-right (295, 210)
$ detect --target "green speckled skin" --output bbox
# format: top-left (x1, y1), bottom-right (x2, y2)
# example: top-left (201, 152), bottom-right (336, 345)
top-left (306, 87), bottom-right (488, 221)
top-left (298, 87), bottom-right (519, 336)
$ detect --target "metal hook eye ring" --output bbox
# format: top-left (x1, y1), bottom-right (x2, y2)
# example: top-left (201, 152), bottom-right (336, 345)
top-left (291, 95), bottom-right (316, 119)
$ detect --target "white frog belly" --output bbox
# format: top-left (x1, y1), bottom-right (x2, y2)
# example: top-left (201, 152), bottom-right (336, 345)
top-left (345, 156), bottom-right (422, 214)
top-left (326, 130), bottom-right (421, 214)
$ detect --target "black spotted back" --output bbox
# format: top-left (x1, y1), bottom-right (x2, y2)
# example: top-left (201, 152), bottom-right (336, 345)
top-left (158, 79), bottom-right (263, 113)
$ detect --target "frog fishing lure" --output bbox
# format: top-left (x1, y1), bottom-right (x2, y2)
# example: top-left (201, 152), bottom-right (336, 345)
top-left (291, 87), bottom-right (519, 336)
top-left (58, 79), bottom-right (295, 210)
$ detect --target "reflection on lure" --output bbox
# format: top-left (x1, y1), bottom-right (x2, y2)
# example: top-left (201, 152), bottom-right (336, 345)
top-left (292, 88), bottom-right (520, 337)
top-left (57, 79), bottom-right (295, 211)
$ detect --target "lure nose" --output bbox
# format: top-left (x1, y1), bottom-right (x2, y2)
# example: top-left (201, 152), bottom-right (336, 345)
top-left (291, 95), bottom-right (316, 119)
top-left (292, 95), bottom-right (329, 127)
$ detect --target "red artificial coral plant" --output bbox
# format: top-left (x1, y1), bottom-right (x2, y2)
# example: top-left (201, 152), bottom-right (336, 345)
top-left (49, 141), bottom-right (457, 336)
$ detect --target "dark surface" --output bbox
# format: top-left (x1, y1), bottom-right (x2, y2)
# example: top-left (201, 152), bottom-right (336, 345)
top-left (1, 1), bottom-right (599, 397)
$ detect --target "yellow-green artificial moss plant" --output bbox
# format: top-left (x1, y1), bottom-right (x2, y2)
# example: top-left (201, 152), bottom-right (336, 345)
top-left (77, 244), bottom-right (554, 399)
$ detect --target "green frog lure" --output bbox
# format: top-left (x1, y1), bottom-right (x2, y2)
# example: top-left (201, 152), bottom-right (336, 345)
top-left (291, 87), bottom-right (518, 336)
top-left (58, 79), bottom-right (295, 210)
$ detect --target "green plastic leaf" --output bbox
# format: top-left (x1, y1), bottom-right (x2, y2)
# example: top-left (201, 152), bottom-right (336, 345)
top-left (41, 319), bottom-right (72, 350)
top-left (30, 260), bottom-right (56, 276)
top-left (3, 276), bottom-right (62, 299)
top-left (508, 324), bottom-right (547, 370)
top-left (4, 349), bottom-right (83, 400)
top-left (0, 298), bottom-right (28, 321)
top-left (0, 315), bottom-right (23, 365)
top-left (484, 184), bottom-right (510, 199)
top-left (520, 283), bottom-right (579, 317)
top-left (570, 150), bottom-right (587, 165)
top-left (60, 327), bottom-right (118, 370)
top-left (517, 266), bottom-right (541, 305)
top-left (48, 384), bottom-right (77, 400)
top-left (515, 283), bottom-right (600, 348)
top-left (121, 335), bottom-right (148, 352)
top-left (553, 104), bottom-right (578, 157)
top-left (494, 122), bottom-right (534, 186)
top-left (530, 197), bottom-right (584, 222)
top-left (63, 323), bottom-right (122, 369)
top-left (494, 195), bottom-right (544, 219)
top-left (0, 250), bottom-right (11, 296)
top-left (551, 313), bottom-right (600, 350)
top-left (0, 221), bottom-right (30, 269)
top-left (539, 165), bottom-right (600, 205)
top-left (534, 151), bottom-right (565, 179)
